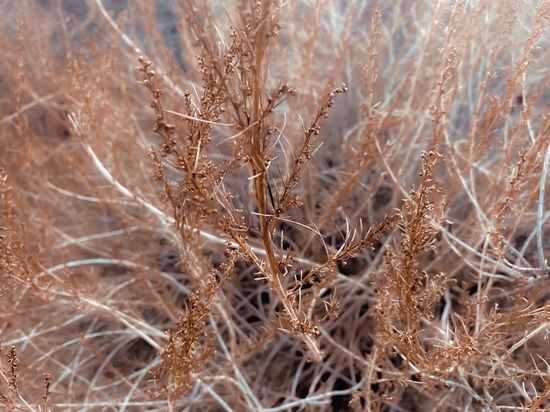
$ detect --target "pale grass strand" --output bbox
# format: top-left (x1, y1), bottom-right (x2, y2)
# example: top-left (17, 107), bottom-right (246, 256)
top-left (489, 321), bottom-right (550, 378)
top-left (78, 297), bottom-right (163, 349)
top-left (83, 335), bottom-right (138, 408)
top-left (537, 143), bottom-right (550, 269)
top-left (0, 93), bottom-right (57, 125)
top-left (92, 0), bottom-right (185, 98)
top-left (46, 181), bottom-right (139, 206)
top-left (211, 316), bottom-right (265, 412)
top-left (118, 358), bottom-right (161, 412)
top-left (53, 227), bottom-right (140, 249)
top-left (164, 109), bottom-right (235, 126)
top-left (197, 379), bottom-right (234, 412)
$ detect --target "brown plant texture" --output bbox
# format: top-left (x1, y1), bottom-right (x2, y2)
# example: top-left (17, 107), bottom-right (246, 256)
top-left (3, 0), bottom-right (550, 411)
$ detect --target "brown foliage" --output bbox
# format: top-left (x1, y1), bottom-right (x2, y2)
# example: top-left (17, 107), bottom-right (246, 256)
top-left (2, 0), bottom-right (550, 411)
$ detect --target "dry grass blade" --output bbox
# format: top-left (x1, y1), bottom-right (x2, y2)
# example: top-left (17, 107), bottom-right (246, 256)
top-left (2, 0), bottom-right (550, 410)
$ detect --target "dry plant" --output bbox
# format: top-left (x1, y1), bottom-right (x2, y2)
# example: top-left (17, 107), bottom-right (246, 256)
top-left (3, 0), bottom-right (550, 411)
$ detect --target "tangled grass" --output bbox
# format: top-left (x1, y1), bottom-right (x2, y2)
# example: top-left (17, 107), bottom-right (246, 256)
top-left (2, 0), bottom-right (550, 410)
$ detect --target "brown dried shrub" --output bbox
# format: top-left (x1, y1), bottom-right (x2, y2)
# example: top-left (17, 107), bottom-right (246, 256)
top-left (1, 0), bottom-right (550, 411)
